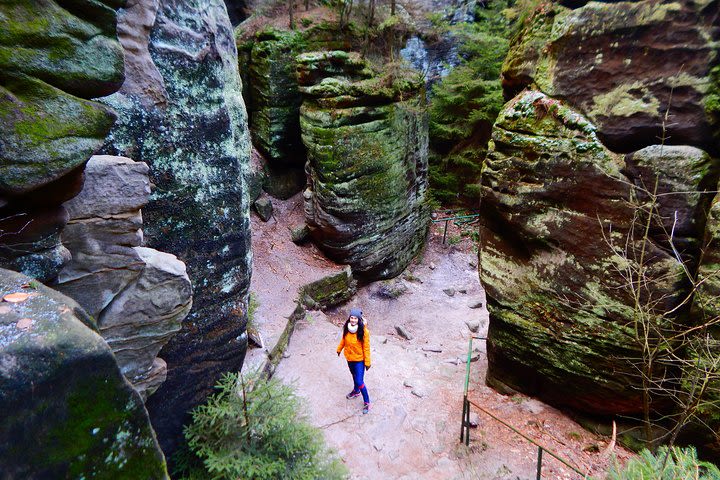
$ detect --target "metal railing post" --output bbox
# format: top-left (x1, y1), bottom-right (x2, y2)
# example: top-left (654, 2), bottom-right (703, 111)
top-left (536, 446), bottom-right (543, 480)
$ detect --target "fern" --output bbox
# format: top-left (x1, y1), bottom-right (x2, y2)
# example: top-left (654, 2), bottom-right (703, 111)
top-left (607, 446), bottom-right (720, 480)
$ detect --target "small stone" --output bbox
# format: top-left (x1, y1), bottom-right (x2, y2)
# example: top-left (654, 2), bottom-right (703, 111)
top-left (395, 325), bottom-right (412, 340)
top-left (429, 262), bottom-right (436, 270)
top-left (411, 387), bottom-right (427, 398)
top-left (469, 413), bottom-right (480, 428)
top-left (467, 298), bottom-right (483, 309)
top-left (421, 345), bottom-right (442, 353)
top-left (458, 287), bottom-right (468, 294)
top-left (469, 259), bottom-right (478, 269)
top-left (247, 327), bottom-right (264, 349)
top-left (289, 224), bottom-right (310, 244)
top-left (282, 351), bottom-right (291, 359)
top-left (446, 358), bottom-right (460, 365)
top-left (254, 197), bottom-right (273, 222)
top-left (431, 445), bottom-right (444, 455)
top-left (376, 335), bottom-right (388, 344)
top-left (462, 353), bottom-right (481, 363)
top-left (403, 380), bottom-right (414, 388)
top-left (375, 281), bottom-right (408, 299)
top-left (465, 320), bottom-right (480, 333)
top-left (442, 288), bottom-right (455, 297)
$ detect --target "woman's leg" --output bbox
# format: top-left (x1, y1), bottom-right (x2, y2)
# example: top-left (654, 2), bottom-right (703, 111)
top-left (346, 361), bottom-right (360, 396)
top-left (348, 361), bottom-right (370, 404)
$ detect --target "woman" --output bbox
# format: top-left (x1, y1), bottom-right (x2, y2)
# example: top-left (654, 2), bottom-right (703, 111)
top-left (337, 308), bottom-right (371, 414)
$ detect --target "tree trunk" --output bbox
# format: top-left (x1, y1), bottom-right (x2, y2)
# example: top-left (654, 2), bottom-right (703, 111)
top-left (289, 0), bottom-right (295, 29)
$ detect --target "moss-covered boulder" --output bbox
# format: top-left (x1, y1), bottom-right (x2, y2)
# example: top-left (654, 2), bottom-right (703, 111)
top-left (502, 0), bottom-right (720, 154)
top-left (480, 90), bottom-right (700, 414)
top-left (0, 0), bottom-right (125, 280)
top-left (99, 0), bottom-right (252, 455)
top-left (298, 51), bottom-right (431, 280)
top-left (0, 268), bottom-right (168, 479)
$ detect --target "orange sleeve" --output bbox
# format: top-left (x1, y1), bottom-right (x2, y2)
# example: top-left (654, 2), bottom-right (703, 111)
top-left (363, 327), bottom-right (371, 367)
top-left (337, 334), bottom-right (345, 354)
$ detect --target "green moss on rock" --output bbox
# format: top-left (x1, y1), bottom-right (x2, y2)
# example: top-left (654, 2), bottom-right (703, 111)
top-left (0, 268), bottom-right (168, 479)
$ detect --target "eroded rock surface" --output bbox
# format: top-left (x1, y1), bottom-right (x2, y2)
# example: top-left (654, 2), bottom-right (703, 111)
top-left (298, 51), bottom-right (431, 280)
top-left (56, 155), bottom-right (192, 400)
top-left (100, 0), bottom-right (252, 454)
top-left (502, 0), bottom-right (720, 154)
top-left (0, 0), bottom-right (125, 280)
top-left (480, 91), bottom-right (710, 414)
top-left (0, 268), bottom-right (168, 479)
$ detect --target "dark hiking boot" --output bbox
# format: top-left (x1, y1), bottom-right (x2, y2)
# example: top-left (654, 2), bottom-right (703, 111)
top-left (346, 390), bottom-right (360, 399)
top-left (362, 402), bottom-right (370, 414)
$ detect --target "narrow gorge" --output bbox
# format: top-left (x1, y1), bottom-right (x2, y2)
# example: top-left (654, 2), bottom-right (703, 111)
top-left (1, 0), bottom-right (719, 478)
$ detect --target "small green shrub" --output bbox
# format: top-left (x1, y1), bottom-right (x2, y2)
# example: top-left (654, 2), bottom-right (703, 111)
top-left (607, 446), bottom-right (720, 480)
top-left (176, 371), bottom-right (347, 480)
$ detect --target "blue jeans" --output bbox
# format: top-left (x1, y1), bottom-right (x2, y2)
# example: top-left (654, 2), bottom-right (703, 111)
top-left (347, 361), bottom-right (370, 403)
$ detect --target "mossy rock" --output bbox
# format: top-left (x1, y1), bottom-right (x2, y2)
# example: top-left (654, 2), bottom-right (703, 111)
top-left (0, 268), bottom-right (169, 479)
top-left (0, 0), bottom-right (123, 195)
top-left (481, 90), bottom-right (691, 414)
top-left (501, 0), bottom-right (719, 154)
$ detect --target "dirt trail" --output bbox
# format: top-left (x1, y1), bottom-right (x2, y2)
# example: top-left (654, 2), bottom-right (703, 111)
top-left (249, 194), bottom-right (632, 479)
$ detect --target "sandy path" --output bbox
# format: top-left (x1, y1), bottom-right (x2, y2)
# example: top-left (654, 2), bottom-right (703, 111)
top-left (250, 194), bottom-right (632, 479)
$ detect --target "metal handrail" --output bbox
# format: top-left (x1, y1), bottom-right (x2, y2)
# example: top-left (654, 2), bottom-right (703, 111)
top-left (460, 336), bottom-right (590, 479)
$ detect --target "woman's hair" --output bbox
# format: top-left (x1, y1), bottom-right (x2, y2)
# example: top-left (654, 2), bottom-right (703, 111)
top-left (343, 315), bottom-right (365, 343)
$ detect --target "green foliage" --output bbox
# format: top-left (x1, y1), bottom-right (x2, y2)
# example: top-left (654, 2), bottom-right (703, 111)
top-left (427, 0), bottom-right (519, 206)
top-left (176, 371), bottom-right (347, 480)
top-left (607, 446), bottom-right (720, 480)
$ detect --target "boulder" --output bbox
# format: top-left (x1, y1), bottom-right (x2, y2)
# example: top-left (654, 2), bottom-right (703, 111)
top-left (254, 196), bottom-right (274, 222)
top-left (480, 90), bottom-right (687, 414)
top-left (300, 266), bottom-right (357, 309)
top-left (502, 0), bottom-right (720, 154)
top-left (298, 51), bottom-right (431, 280)
top-left (56, 155), bottom-right (192, 400)
top-left (624, 145), bottom-right (719, 259)
top-left (99, 0), bottom-right (252, 455)
top-left (289, 223), bottom-right (311, 244)
top-left (57, 156), bottom-right (150, 319)
top-left (0, 0), bottom-right (125, 280)
top-left (0, 268), bottom-right (168, 479)
top-left (99, 247), bottom-right (192, 400)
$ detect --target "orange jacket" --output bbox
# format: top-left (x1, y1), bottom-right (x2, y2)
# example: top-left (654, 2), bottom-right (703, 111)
top-left (337, 327), bottom-right (371, 367)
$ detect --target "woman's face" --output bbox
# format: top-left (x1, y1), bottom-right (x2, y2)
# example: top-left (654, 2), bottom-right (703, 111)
top-left (349, 315), bottom-right (359, 326)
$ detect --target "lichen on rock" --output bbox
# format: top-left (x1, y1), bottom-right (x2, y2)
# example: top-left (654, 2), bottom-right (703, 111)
top-left (99, 0), bottom-right (252, 455)
top-left (480, 90), bottom-right (695, 414)
top-left (0, 268), bottom-right (169, 479)
top-left (298, 51), bottom-right (431, 280)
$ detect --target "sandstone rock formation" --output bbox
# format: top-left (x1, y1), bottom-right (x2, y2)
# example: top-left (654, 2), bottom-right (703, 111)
top-left (100, 0), bottom-right (252, 454)
top-left (0, 0), bottom-right (125, 280)
top-left (298, 51), bottom-right (431, 280)
top-left (480, 0), bottom-right (720, 449)
top-left (481, 90), bottom-right (686, 413)
top-left (56, 155), bottom-right (192, 400)
top-left (0, 268), bottom-right (168, 479)
top-left (502, 0), bottom-right (719, 154)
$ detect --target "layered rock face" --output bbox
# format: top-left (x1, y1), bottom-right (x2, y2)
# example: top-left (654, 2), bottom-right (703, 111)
top-left (100, 0), bottom-right (252, 454)
top-left (502, 0), bottom-right (719, 154)
top-left (0, 268), bottom-right (168, 479)
top-left (0, 0), bottom-right (124, 280)
top-left (237, 25), bottom-right (357, 199)
top-left (481, 0), bottom-right (720, 437)
top-left (56, 155), bottom-right (192, 400)
top-left (298, 51), bottom-right (431, 280)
